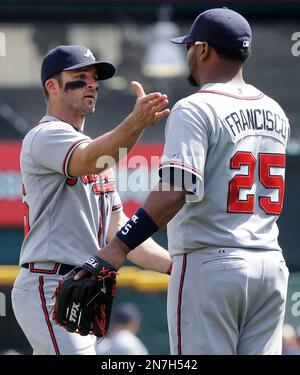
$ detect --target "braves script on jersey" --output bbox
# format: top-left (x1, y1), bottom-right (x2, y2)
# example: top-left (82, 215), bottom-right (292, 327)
top-left (159, 83), bottom-right (290, 256)
top-left (20, 115), bottom-right (122, 266)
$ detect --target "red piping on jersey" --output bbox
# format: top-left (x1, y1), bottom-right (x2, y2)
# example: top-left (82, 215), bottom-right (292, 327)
top-left (29, 262), bottom-right (59, 274)
top-left (112, 203), bottom-right (123, 212)
top-left (98, 209), bottom-right (103, 243)
top-left (62, 139), bottom-right (89, 177)
top-left (177, 254), bottom-right (187, 355)
top-left (197, 89), bottom-right (264, 100)
top-left (160, 161), bottom-right (202, 177)
top-left (39, 276), bottom-right (60, 355)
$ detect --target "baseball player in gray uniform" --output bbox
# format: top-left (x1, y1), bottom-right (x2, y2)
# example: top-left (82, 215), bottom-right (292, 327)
top-left (11, 45), bottom-right (172, 355)
top-left (79, 9), bottom-right (290, 355)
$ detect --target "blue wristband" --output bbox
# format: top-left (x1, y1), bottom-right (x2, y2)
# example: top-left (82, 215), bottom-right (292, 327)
top-left (116, 208), bottom-right (159, 251)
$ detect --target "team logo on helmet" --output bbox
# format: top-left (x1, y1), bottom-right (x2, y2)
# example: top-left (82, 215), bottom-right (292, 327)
top-left (83, 49), bottom-right (95, 60)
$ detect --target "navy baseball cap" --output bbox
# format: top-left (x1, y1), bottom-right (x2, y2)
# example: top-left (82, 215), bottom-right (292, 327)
top-left (171, 8), bottom-right (252, 51)
top-left (41, 45), bottom-right (116, 85)
top-left (113, 303), bottom-right (141, 324)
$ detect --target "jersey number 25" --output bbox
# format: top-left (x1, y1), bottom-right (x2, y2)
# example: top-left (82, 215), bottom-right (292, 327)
top-left (227, 151), bottom-right (285, 215)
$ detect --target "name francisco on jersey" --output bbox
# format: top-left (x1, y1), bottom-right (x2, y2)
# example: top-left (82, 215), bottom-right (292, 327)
top-left (219, 108), bottom-right (288, 145)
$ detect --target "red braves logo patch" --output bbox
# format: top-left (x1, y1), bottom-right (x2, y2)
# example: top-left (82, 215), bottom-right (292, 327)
top-left (66, 169), bottom-right (116, 195)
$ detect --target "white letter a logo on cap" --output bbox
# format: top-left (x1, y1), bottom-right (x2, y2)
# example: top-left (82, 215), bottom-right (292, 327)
top-left (83, 49), bottom-right (95, 60)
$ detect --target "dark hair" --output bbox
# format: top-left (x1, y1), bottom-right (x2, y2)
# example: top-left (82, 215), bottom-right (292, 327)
top-left (210, 43), bottom-right (251, 63)
top-left (43, 73), bottom-right (63, 99)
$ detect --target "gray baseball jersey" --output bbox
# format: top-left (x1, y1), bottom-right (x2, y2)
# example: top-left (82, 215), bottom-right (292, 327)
top-left (159, 83), bottom-right (289, 257)
top-left (20, 115), bottom-right (122, 266)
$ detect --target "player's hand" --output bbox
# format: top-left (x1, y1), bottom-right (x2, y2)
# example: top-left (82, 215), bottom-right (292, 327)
top-left (74, 269), bottom-right (89, 280)
top-left (129, 81), bottom-right (170, 128)
top-left (74, 237), bottom-right (129, 281)
top-left (52, 258), bottom-right (117, 338)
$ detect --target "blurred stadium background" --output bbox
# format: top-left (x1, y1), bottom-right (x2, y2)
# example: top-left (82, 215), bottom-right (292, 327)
top-left (0, 0), bottom-right (300, 355)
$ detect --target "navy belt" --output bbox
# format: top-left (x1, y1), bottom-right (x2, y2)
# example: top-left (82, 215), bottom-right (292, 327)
top-left (21, 262), bottom-right (74, 276)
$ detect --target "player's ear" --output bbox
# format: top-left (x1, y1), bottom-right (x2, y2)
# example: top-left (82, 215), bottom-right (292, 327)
top-left (44, 77), bottom-right (61, 97)
top-left (199, 42), bottom-right (210, 61)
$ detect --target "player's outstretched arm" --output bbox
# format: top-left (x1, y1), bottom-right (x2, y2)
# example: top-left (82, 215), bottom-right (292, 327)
top-left (68, 81), bottom-right (170, 177)
top-left (74, 183), bottom-right (185, 280)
